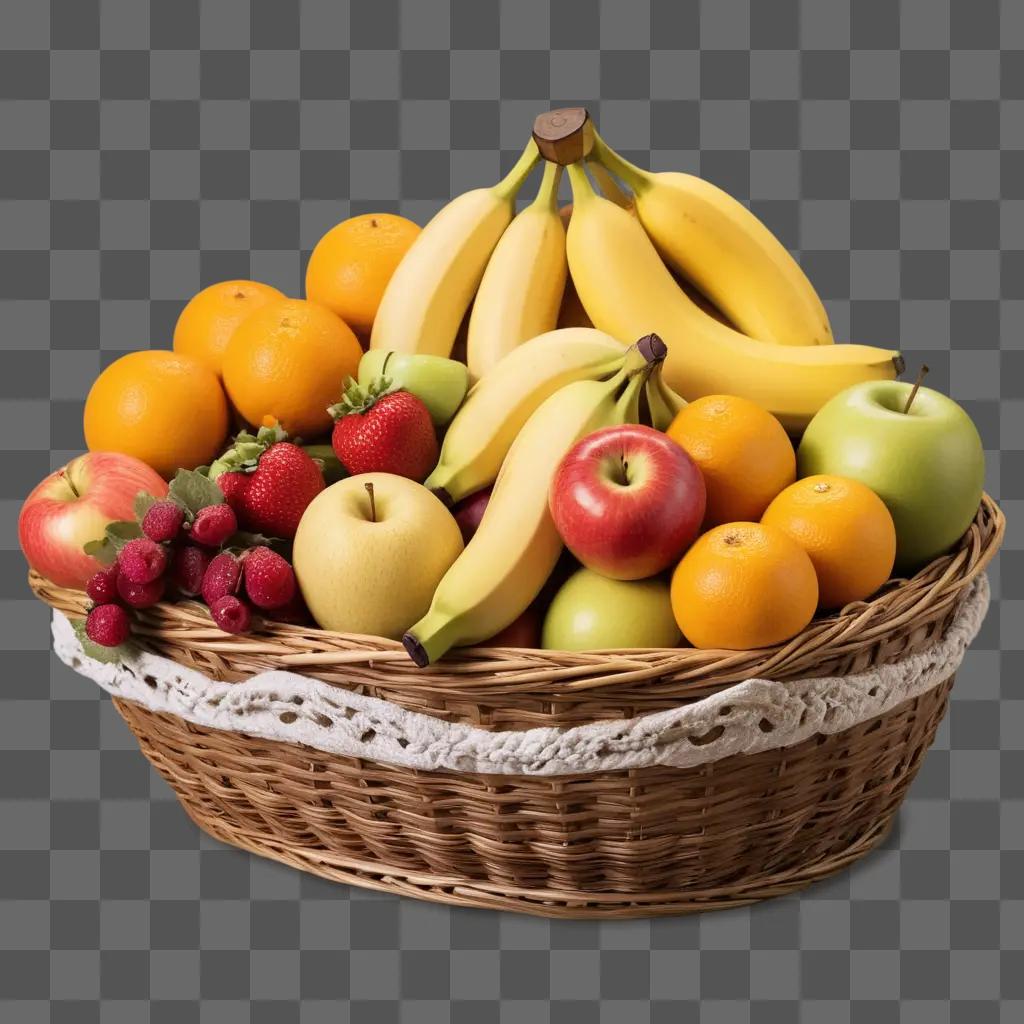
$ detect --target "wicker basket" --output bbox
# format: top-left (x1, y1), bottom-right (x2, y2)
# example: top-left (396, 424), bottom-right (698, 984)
top-left (33, 495), bottom-right (1003, 918)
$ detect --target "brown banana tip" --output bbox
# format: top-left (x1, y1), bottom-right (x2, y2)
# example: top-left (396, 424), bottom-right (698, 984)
top-left (402, 633), bottom-right (430, 668)
top-left (636, 334), bottom-right (668, 363)
top-left (893, 354), bottom-right (906, 375)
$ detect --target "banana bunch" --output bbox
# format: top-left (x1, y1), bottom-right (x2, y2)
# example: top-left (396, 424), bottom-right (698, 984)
top-left (370, 140), bottom-right (569, 380)
top-left (371, 115), bottom-right (902, 431)
top-left (404, 339), bottom-right (665, 666)
top-left (565, 133), bottom-right (903, 431)
top-left (424, 326), bottom-right (683, 506)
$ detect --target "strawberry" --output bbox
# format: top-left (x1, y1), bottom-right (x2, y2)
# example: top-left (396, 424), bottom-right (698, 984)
top-left (210, 595), bottom-right (252, 634)
top-left (208, 425), bottom-right (324, 539)
top-left (169, 545), bottom-right (211, 597)
top-left (117, 538), bottom-right (167, 584)
top-left (189, 504), bottom-right (238, 548)
top-left (201, 552), bottom-right (242, 606)
top-left (86, 604), bottom-right (132, 647)
top-left (141, 500), bottom-right (184, 543)
top-left (216, 471), bottom-right (249, 507)
top-left (242, 546), bottom-right (296, 610)
top-left (329, 377), bottom-right (438, 482)
top-left (86, 563), bottom-right (121, 605)
top-left (117, 573), bottom-right (165, 609)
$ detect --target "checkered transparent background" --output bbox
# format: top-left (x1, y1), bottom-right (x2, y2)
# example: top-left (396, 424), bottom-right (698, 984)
top-left (1, 0), bottom-right (1021, 1019)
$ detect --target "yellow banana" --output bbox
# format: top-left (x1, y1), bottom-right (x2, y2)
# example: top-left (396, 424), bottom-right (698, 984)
top-left (404, 344), bottom-right (658, 666)
top-left (467, 161), bottom-right (568, 380)
top-left (565, 164), bottom-right (902, 432)
top-left (370, 141), bottom-right (540, 357)
top-left (424, 327), bottom-right (626, 504)
top-left (591, 132), bottom-right (833, 347)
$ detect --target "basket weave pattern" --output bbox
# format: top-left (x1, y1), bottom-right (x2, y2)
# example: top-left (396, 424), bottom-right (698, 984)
top-left (33, 497), bottom-right (1003, 917)
top-left (110, 681), bottom-right (950, 917)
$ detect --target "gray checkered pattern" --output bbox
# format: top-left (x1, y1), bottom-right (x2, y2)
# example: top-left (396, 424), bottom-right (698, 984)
top-left (1, 0), bottom-right (1020, 1018)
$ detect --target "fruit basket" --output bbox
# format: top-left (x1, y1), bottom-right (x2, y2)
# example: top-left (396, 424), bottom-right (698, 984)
top-left (31, 494), bottom-right (1002, 918)
top-left (22, 108), bottom-right (1005, 916)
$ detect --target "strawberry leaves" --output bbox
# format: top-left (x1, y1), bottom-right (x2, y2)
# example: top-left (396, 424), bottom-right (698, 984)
top-left (327, 376), bottom-right (396, 420)
top-left (133, 491), bottom-right (158, 521)
top-left (208, 423), bottom-right (289, 480)
top-left (167, 468), bottom-right (225, 515)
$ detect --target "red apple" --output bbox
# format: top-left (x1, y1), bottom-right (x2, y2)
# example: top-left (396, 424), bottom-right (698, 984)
top-left (549, 424), bottom-right (706, 580)
top-left (452, 487), bottom-right (491, 545)
top-left (18, 452), bottom-right (169, 589)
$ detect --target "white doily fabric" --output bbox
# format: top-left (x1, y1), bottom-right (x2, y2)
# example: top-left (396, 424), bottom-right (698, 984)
top-left (52, 576), bottom-right (989, 777)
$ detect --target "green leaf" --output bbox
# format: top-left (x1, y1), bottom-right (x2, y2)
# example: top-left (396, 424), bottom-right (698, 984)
top-left (104, 520), bottom-right (143, 553)
top-left (82, 537), bottom-right (116, 565)
top-left (302, 444), bottom-right (348, 484)
top-left (207, 427), bottom-right (282, 480)
top-left (71, 618), bottom-right (131, 664)
top-left (327, 375), bottom-right (394, 419)
top-left (226, 531), bottom-right (289, 555)
top-left (83, 515), bottom-right (146, 562)
top-left (167, 468), bottom-right (225, 514)
top-left (236, 442), bottom-right (266, 463)
top-left (255, 422), bottom-right (288, 446)
top-left (133, 490), bottom-right (159, 521)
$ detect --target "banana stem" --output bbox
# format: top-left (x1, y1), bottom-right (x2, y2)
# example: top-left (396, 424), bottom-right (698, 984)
top-left (615, 356), bottom-right (658, 423)
top-left (585, 157), bottom-right (632, 208)
top-left (531, 160), bottom-right (563, 211)
top-left (566, 161), bottom-right (598, 204)
top-left (590, 131), bottom-right (648, 194)
top-left (492, 139), bottom-right (541, 202)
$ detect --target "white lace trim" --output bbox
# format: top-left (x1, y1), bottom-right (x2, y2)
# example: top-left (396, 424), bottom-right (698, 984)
top-left (52, 576), bottom-right (988, 777)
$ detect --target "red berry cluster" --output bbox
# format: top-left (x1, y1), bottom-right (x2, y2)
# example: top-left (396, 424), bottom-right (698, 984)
top-left (83, 496), bottom-right (306, 648)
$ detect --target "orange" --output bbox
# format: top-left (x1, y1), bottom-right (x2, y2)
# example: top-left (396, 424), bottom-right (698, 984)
top-left (666, 394), bottom-right (795, 527)
top-left (222, 297), bottom-right (362, 440)
top-left (84, 350), bottom-right (229, 478)
top-left (172, 279), bottom-right (284, 378)
top-left (762, 475), bottom-right (897, 610)
top-left (305, 213), bottom-right (421, 338)
top-left (671, 522), bottom-right (818, 650)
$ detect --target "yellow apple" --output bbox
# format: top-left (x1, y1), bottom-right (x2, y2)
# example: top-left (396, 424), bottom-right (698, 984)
top-left (293, 472), bottom-right (463, 639)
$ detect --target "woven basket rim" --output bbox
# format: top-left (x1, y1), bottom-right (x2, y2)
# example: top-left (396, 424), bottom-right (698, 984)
top-left (29, 494), bottom-right (1003, 697)
top-left (50, 574), bottom-right (987, 775)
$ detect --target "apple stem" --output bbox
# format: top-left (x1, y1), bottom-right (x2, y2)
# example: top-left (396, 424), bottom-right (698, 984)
top-left (61, 470), bottom-right (79, 498)
top-left (903, 364), bottom-right (929, 414)
top-left (365, 482), bottom-right (377, 523)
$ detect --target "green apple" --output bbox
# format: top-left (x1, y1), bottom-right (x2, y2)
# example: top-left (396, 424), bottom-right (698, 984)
top-left (542, 568), bottom-right (681, 651)
top-left (293, 472), bottom-right (463, 639)
top-left (358, 350), bottom-right (469, 427)
top-left (798, 380), bottom-right (985, 574)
